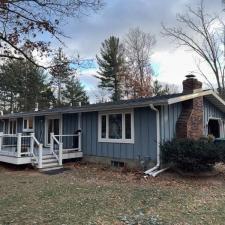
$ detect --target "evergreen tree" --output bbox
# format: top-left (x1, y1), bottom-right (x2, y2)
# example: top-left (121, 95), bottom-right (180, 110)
top-left (96, 36), bottom-right (125, 102)
top-left (50, 48), bottom-right (74, 106)
top-left (62, 77), bottom-right (89, 106)
top-left (152, 80), bottom-right (171, 96)
top-left (0, 59), bottom-right (55, 112)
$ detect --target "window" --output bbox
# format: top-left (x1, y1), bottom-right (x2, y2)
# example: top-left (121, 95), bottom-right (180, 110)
top-left (98, 111), bottom-right (134, 143)
top-left (8, 119), bottom-right (17, 134)
top-left (23, 117), bottom-right (34, 131)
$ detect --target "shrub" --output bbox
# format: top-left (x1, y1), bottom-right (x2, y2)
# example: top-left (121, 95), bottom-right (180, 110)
top-left (161, 139), bottom-right (221, 172)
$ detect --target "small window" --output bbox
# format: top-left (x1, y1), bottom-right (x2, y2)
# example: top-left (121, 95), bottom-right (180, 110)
top-left (9, 120), bottom-right (17, 134)
top-left (23, 118), bottom-right (34, 131)
top-left (98, 111), bottom-right (134, 143)
top-left (125, 113), bottom-right (131, 139)
top-left (101, 115), bottom-right (106, 138)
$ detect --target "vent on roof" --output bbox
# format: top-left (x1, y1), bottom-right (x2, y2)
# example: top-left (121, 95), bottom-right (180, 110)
top-left (34, 103), bottom-right (39, 112)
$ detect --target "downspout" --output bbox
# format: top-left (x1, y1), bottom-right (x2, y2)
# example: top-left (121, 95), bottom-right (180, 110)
top-left (144, 104), bottom-right (160, 175)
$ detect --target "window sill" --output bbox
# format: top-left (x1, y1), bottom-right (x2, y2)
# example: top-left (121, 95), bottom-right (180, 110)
top-left (98, 138), bottom-right (134, 144)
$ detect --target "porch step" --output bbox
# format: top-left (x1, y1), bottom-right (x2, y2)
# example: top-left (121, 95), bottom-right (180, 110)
top-left (42, 158), bottom-right (58, 164)
top-left (42, 154), bottom-right (56, 159)
top-left (41, 162), bottom-right (59, 168)
top-left (40, 166), bottom-right (63, 172)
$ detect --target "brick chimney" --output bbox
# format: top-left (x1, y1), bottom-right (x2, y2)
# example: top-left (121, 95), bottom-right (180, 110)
top-left (176, 75), bottom-right (203, 140)
top-left (182, 74), bottom-right (202, 94)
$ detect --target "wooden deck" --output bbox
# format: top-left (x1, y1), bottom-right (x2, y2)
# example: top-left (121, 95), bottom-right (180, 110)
top-left (0, 133), bottom-right (83, 167)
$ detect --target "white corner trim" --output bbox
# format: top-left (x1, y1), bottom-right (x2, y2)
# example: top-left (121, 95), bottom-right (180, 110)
top-left (98, 109), bottom-right (135, 144)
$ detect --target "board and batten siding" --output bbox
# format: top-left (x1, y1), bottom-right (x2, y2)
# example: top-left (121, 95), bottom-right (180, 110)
top-left (159, 103), bottom-right (182, 143)
top-left (17, 118), bottom-right (23, 133)
top-left (0, 120), bottom-right (4, 132)
top-left (62, 114), bottom-right (79, 149)
top-left (81, 107), bottom-right (157, 161)
top-left (34, 116), bottom-right (45, 143)
top-left (203, 98), bottom-right (225, 135)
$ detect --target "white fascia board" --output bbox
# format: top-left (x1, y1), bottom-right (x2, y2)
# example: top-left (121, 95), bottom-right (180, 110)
top-left (167, 90), bottom-right (213, 105)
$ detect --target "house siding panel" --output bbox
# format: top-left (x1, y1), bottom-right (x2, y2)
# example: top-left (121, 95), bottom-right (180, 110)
top-left (159, 103), bottom-right (182, 142)
top-left (17, 118), bottom-right (23, 133)
top-left (35, 116), bottom-right (45, 143)
top-left (62, 114), bottom-right (78, 149)
top-left (81, 107), bottom-right (157, 162)
top-left (0, 120), bottom-right (4, 132)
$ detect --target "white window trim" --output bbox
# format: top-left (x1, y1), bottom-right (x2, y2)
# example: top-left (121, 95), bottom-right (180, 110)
top-left (23, 117), bottom-right (34, 132)
top-left (98, 110), bottom-right (134, 144)
top-left (207, 117), bottom-right (225, 138)
top-left (8, 119), bottom-right (17, 134)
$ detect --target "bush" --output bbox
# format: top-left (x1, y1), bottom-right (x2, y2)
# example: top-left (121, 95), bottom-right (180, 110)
top-left (161, 139), bottom-right (222, 172)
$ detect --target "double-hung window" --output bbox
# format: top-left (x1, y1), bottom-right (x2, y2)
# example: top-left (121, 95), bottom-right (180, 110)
top-left (23, 117), bottom-right (34, 132)
top-left (98, 111), bottom-right (134, 143)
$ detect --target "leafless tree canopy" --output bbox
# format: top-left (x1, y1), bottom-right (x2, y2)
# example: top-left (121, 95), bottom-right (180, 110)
top-left (0, 0), bottom-right (103, 67)
top-left (123, 27), bottom-right (156, 98)
top-left (162, 0), bottom-right (225, 97)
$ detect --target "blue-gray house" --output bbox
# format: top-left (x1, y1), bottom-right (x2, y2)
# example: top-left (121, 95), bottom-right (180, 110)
top-left (0, 75), bottom-right (225, 172)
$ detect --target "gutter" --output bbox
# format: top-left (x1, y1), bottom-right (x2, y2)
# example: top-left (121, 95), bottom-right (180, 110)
top-left (144, 104), bottom-right (160, 176)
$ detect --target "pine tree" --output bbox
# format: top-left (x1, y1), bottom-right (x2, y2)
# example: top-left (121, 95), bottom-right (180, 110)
top-left (96, 36), bottom-right (125, 102)
top-left (62, 77), bottom-right (89, 106)
top-left (0, 59), bottom-right (55, 112)
top-left (50, 48), bottom-right (74, 106)
top-left (152, 80), bottom-right (170, 96)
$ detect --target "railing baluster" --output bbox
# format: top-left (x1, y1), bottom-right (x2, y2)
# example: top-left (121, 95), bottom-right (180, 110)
top-left (50, 132), bottom-right (54, 153)
top-left (78, 133), bottom-right (81, 151)
top-left (17, 133), bottom-right (22, 157)
top-left (0, 132), bottom-right (3, 152)
top-left (30, 133), bottom-right (34, 156)
top-left (59, 142), bottom-right (63, 166)
top-left (38, 144), bottom-right (43, 169)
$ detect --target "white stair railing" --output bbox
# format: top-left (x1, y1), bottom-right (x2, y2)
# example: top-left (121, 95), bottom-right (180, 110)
top-left (50, 133), bottom-right (63, 166)
top-left (53, 133), bottom-right (82, 151)
top-left (30, 133), bottom-right (43, 169)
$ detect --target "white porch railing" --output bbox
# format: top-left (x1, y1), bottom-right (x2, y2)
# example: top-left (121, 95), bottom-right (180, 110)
top-left (52, 133), bottom-right (82, 152)
top-left (30, 133), bottom-right (43, 169)
top-left (50, 132), bottom-right (82, 165)
top-left (50, 133), bottom-right (63, 166)
top-left (0, 132), bottom-right (43, 168)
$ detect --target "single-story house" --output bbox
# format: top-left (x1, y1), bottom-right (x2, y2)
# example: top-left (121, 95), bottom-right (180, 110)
top-left (0, 75), bottom-right (225, 172)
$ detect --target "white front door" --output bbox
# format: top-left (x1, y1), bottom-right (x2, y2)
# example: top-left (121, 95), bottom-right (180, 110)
top-left (45, 117), bottom-right (61, 146)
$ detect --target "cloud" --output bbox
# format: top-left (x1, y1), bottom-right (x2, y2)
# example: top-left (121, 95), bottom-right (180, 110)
top-left (55, 0), bottom-right (224, 101)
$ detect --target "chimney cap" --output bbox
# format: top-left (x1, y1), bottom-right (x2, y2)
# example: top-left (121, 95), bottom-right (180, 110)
top-left (185, 74), bottom-right (196, 79)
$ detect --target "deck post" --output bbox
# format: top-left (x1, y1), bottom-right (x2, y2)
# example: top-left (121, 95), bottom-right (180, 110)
top-left (50, 132), bottom-right (54, 153)
top-left (59, 142), bottom-right (63, 166)
top-left (78, 132), bottom-right (81, 151)
top-left (17, 133), bottom-right (22, 157)
top-left (30, 133), bottom-right (34, 155)
top-left (38, 144), bottom-right (43, 169)
top-left (0, 132), bottom-right (3, 151)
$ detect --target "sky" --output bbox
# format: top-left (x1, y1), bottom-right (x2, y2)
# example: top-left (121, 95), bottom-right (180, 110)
top-left (55, 0), bottom-right (224, 102)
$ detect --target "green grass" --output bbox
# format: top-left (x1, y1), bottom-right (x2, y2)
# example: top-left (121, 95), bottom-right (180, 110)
top-left (1, 163), bottom-right (225, 225)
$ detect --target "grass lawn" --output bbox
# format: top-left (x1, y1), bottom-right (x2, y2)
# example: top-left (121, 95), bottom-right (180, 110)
top-left (1, 163), bottom-right (225, 225)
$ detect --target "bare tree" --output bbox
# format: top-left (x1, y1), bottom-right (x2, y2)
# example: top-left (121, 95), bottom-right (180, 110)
top-left (0, 0), bottom-right (102, 67)
top-left (123, 27), bottom-right (155, 98)
top-left (162, 0), bottom-right (225, 97)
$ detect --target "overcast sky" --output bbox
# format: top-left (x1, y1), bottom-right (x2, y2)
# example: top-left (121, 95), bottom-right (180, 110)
top-left (57, 0), bottom-right (223, 101)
